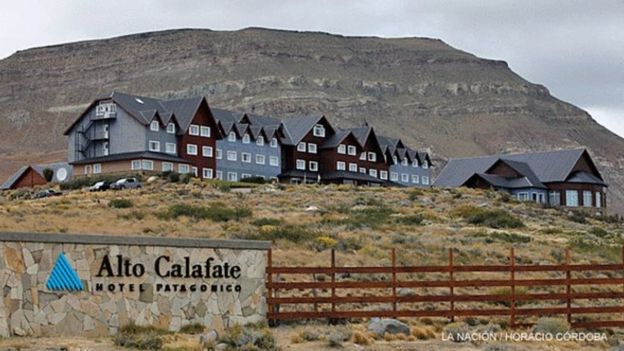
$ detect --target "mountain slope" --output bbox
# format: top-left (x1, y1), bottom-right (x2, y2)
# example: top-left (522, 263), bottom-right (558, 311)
top-left (1, 28), bottom-right (623, 213)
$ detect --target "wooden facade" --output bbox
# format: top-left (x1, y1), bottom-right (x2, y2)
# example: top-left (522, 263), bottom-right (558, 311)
top-left (179, 99), bottom-right (219, 176)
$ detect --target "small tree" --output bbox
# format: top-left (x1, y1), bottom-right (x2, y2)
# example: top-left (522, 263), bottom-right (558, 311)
top-left (42, 168), bottom-right (54, 182)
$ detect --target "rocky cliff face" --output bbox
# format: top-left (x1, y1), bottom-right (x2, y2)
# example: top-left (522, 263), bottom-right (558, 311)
top-left (1, 28), bottom-right (623, 213)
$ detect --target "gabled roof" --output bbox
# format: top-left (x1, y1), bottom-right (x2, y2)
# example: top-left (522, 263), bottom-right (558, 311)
top-left (159, 96), bottom-right (205, 133)
top-left (212, 108), bottom-right (242, 123)
top-left (321, 130), bottom-right (359, 149)
top-left (280, 115), bottom-right (333, 145)
top-left (1, 162), bottom-right (73, 189)
top-left (242, 113), bottom-right (281, 126)
top-left (487, 159), bottom-right (546, 188)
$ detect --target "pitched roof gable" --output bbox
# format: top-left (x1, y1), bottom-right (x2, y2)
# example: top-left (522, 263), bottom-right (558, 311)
top-left (280, 115), bottom-right (333, 145)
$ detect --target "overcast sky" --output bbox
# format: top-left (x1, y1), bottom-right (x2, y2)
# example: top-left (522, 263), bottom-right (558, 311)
top-left (1, 0), bottom-right (622, 137)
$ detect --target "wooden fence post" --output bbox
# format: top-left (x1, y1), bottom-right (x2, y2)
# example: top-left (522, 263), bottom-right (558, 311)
top-left (566, 248), bottom-right (571, 324)
top-left (331, 249), bottom-right (336, 319)
top-left (510, 248), bottom-right (516, 327)
top-left (449, 248), bottom-right (455, 322)
top-left (267, 249), bottom-right (274, 326)
top-left (392, 248), bottom-right (397, 316)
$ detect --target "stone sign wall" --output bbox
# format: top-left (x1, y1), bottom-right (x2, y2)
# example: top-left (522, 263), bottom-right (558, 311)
top-left (0, 232), bottom-right (270, 337)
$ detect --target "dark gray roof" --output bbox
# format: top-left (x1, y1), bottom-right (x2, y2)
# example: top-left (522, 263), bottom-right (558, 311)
top-left (566, 171), bottom-right (607, 186)
top-left (244, 113), bottom-right (281, 126)
top-left (159, 96), bottom-right (204, 133)
top-left (345, 126), bottom-right (371, 145)
top-left (468, 173), bottom-right (546, 189)
top-left (280, 115), bottom-right (326, 145)
top-left (434, 148), bottom-right (601, 188)
top-left (1, 162), bottom-right (73, 189)
top-left (70, 151), bottom-right (189, 165)
top-left (322, 171), bottom-right (389, 184)
top-left (211, 108), bottom-right (242, 123)
top-left (321, 130), bottom-right (356, 149)
top-left (490, 159), bottom-right (546, 188)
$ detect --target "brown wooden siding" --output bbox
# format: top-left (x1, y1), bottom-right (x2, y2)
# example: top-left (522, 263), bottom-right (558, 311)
top-left (12, 167), bottom-right (47, 189)
top-left (179, 100), bottom-right (218, 174)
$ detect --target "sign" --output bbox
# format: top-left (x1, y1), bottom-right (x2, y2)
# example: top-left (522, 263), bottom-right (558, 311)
top-left (46, 252), bottom-right (84, 291)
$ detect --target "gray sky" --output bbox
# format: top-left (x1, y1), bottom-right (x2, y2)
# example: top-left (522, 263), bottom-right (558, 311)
top-left (1, 0), bottom-right (622, 137)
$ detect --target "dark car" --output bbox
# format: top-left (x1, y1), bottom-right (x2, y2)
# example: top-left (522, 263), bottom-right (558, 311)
top-left (34, 189), bottom-right (61, 198)
top-left (89, 181), bottom-right (111, 192)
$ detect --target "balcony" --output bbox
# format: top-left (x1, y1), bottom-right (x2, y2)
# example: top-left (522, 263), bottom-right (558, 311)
top-left (93, 111), bottom-right (117, 120)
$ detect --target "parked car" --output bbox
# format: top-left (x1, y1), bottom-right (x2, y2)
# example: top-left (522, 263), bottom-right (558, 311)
top-left (34, 189), bottom-right (62, 198)
top-left (111, 178), bottom-right (142, 190)
top-left (89, 181), bottom-right (111, 192)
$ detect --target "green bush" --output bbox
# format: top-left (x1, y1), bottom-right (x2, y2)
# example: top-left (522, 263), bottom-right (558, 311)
top-left (532, 317), bottom-right (570, 335)
top-left (109, 199), bottom-right (134, 209)
top-left (241, 176), bottom-right (266, 184)
top-left (179, 323), bottom-right (204, 334)
top-left (457, 206), bottom-right (524, 229)
top-left (478, 231), bottom-right (531, 244)
top-left (589, 226), bottom-right (609, 238)
top-left (162, 171), bottom-right (180, 183)
top-left (251, 218), bottom-right (282, 226)
top-left (408, 189), bottom-right (424, 201)
top-left (219, 324), bottom-right (277, 351)
top-left (567, 211), bottom-right (587, 224)
top-left (114, 322), bottom-right (169, 350)
top-left (162, 203), bottom-right (251, 222)
top-left (396, 214), bottom-right (424, 225)
top-left (240, 224), bottom-right (321, 243)
top-left (326, 206), bottom-right (394, 229)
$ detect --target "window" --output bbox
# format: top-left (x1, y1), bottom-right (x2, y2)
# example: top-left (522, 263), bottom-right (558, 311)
top-left (241, 173), bottom-right (252, 180)
top-left (256, 154), bottom-right (266, 165)
top-left (369, 169), bottom-right (377, 178)
top-left (228, 132), bottom-right (236, 142)
top-left (348, 146), bottom-right (357, 156)
top-left (186, 144), bottom-right (197, 155)
top-left (269, 156), bottom-right (279, 166)
top-left (227, 151), bottom-right (237, 161)
top-left (178, 164), bottom-right (190, 174)
top-left (402, 159), bottom-right (408, 166)
top-left (93, 164), bottom-right (102, 174)
top-left (241, 152), bottom-right (251, 163)
top-left (423, 162), bottom-right (429, 169)
top-left (200, 126), bottom-right (211, 137)
top-left (596, 192), bottom-right (602, 208)
top-left (270, 138), bottom-right (278, 148)
top-left (189, 124), bottom-right (199, 136)
top-left (422, 176), bottom-right (430, 185)
top-left (216, 171), bottom-right (223, 180)
top-left (368, 152), bottom-right (376, 162)
top-left (150, 121), bottom-right (159, 131)
top-left (401, 174), bottom-right (409, 182)
top-left (103, 142), bottom-right (109, 156)
top-left (583, 191), bottom-right (592, 208)
top-left (412, 161), bottom-right (418, 168)
top-left (549, 191), bottom-right (561, 206)
top-left (216, 148), bottom-right (222, 159)
top-left (538, 193), bottom-right (546, 203)
top-left (337, 161), bottom-right (346, 171)
top-left (296, 159), bottom-right (306, 170)
top-left (166, 123), bottom-right (176, 134)
top-left (148, 140), bottom-right (160, 152)
top-left (390, 172), bottom-right (399, 181)
top-left (412, 175), bottom-right (419, 184)
top-left (380, 170), bottom-right (388, 180)
top-left (517, 192), bottom-right (529, 201)
top-left (338, 144), bottom-right (346, 154)
top-left (349, 163), bottom-right (358, 172)
top-left (202, 146), bottom-right (213, 157)
top-left (566, 190), bottom-right (578, 207)
top-left (131, 160), bottom-right (141, 170)
top-left (359, 167), bottom-right (366, 174)
top-left (256, 136), bottom-right (265, 146)
top-left (297, 142), bottom-right (306, 152)
top-left (84, 165), bottom-right (91, 174)
top-left (162, 162), bottom-right (173, 172)
top-left (313, 124), bottom-right (325, 137)
top-left (142, 160), bottom-right (154, 171)
top-left (242, 134), bottom-right (250, 144)
top-left (165, 143), bottom-right (176, 154)
top-left (360, 152), bottom-right (366, 161)
top-left (309, 161), bottom-right (318, 172)
top-left (392, 156), bottom-right (398, 164)
top-left (227, 172), bottom-right (238, 181)
top-left (202, 168), bottom-right (213, 179)
top-left (308, 143), bottom-right (317, 154)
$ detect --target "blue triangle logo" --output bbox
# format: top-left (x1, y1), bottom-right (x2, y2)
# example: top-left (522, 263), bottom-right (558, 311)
top-left (46, 252), bottom-right (84, 291)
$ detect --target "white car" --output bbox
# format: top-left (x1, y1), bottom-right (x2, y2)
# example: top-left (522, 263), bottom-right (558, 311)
top-left (110, 178), bottom-right (142, 190)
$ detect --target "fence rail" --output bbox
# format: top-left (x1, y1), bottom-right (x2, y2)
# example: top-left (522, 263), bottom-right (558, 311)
top-left (266, 248), bottom-right (624, 329)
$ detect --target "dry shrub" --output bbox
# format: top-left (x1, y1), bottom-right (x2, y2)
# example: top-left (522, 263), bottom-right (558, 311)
top-left (352, 331), bottom-right (372, 345)
top-left (290, 333), bottom-right (303, 344)
top-left (411, 326), bottom-right (436, 340)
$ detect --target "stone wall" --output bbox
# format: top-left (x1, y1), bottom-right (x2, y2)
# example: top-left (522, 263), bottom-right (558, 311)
top-left (0, 232), bottom-right (270, 337)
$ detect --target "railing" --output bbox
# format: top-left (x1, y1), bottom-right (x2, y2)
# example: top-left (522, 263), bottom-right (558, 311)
top-left (266, 248), bottom-right (624, 328)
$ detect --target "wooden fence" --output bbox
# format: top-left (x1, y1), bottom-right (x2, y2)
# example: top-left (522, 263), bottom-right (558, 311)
top-left (266, 248), bottom-right (624, 328)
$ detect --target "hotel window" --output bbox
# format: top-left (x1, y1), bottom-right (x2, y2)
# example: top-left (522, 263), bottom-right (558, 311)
top-left (368, 152), bottom-right (376, 162)
top-left (189, 124), bottom-right (199, 136)
top-left (583, 191), bottom-right (592, 208)
top-left (241, 173), bottom-right (252, 180)
top-left (166, 123), bottom-right (176, 134)
top-left (360, 152), bottom-right (366, 161)
top-left (186, 144), bottom-right (197, 155)
top-left (216, 148), bottom-right (222, 159)
top-left (412, 161), bottom-right (419, 168)
top-left (142, 160), bottom-right (154, 171)
top-left (228, 132), bottom-right (236, 142)
top-left (256, 136), bottom-right (265, 146)
top-left (517, 192), bottom-right (529, 201)
top-left (549, 191), bottom-right (561, 206)
top-left (242, 134), bottom-right (250, 144)
top-left (165, 143), bottom-right (176, 154)
top-left (150, 121), bottom-right (159, 131)
top-left (566, 190), bottom-right (579, 207)
top-left (93, 164), bottom-right (102, 174)
top-left (337, 161), bottom-right (346, 171)
top-left (359, 167), bottom-right (366, 174)
top-left (369, 169), bottom-right (378, 178)
top-left (392, 156), bottom-right (398, 164)
top-left (412, 175), bottom-right (419, 184)
top-left (227, 151), bottom-right (237, 161)
top-left (270, 138), bottom-right (278, 148)
top-left (202, 146), bottom-right (213, 157)
top-left (308, 143), bottom-right (317, 154)
top-left (423, 162), bottom-right (429, 169)
top-left (380, 170), bottom-right (388, 180)
top-left (297, 142), bottom-right (306, 152)
top-left (202, 168), bottom-right (213, 179)
top-left (338, 144), bottom-right (346, 154)
top-left (148, 140), bottom-right (160, 152)
top-left (313, 124), bottom-right (325, 137)
top-left (596, 192), bottom-right (602, 208)
top-left (103, 142), bottom-right (109, 156)
top-left (131, 160), bottom-right (141, 170)
top-left (348, 145), bottom-right (357, 156)
top-left (309, 161), bottom-right (318, 172)
top-left (200, 126), bottom-right (211, 137)
top-left (296, 159), bottom-right (306, 170)
top-left (84, 165), bottom-right (91, 174)
top-left (242, 152), bottom-right (251, 163)
top-left (401, 174), bottom-right (409, 182)
top-left (402, 159), bottom-right (408, 166)
top-left (269, 156), bottom-right (279, 166)
top-left (349, 163), bottom-right (358, 172)
top-left (216, 171), bottom-right (223, 180)
top-left (256, 154), bottom-right (266, 165)
top-left (390, 172), bottom-right (399, 181)
top-left (227, 172), bottom-right (238, 182)
top-left (422, 176), bottom-right (430, 185)
top-left (162, 162), bottom-right (173, 172)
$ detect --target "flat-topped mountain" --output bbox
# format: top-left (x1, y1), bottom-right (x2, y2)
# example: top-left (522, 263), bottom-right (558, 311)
top-left (0, 28), bottom-right (623, 213)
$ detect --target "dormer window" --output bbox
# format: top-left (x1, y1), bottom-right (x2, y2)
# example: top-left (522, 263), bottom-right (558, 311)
top-left (347, 145), bottom-right (357, 156)
top-left (242, 134), bottom-right (250, 144)
top-left (228, 132), bottom-right (236, 142)
top-left (338, 144), bottom-right (346, 154)
top-left (412, 161), bottom-right (418, 168)
top-left (313, 124), bottom-right (325, 137)
top-left (189, 124), bottom-right (199, 136)
top-left (270, 138), bottom-right (278, 148)
top-left (166, 123), bottom-right (176, 134)
top-left (423, 162), bottom-right (429, 169)
top-left (392, 156), bottom-right (398, 164)
top-left (297, 142), bottom-right (306, 152)
top-left (402, 158), bottom-right (408, 166)
top-left (150, 121), bottom-right (159, 132)
top-left (359, 152), bottom-right (366, 161)
top-left (256, 136), bottom-right (265, 146)
top-left (368, 152), bottom-right (376, 162)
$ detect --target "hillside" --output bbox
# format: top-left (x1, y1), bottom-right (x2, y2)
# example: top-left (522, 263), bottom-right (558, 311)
top-left (0, 28), bottom-right (623, 213)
